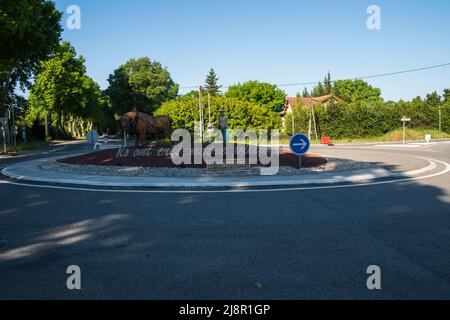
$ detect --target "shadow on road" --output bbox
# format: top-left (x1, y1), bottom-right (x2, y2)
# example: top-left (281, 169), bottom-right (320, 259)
top-left (0, 167), bottom-right (449, 299)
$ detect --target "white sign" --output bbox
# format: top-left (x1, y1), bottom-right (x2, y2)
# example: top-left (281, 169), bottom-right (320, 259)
top-left (401, 118), bottom-right (411, 122)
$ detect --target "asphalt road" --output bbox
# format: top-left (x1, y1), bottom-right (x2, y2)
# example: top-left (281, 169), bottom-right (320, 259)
top-left (0, 142), bottom-right (450, 299)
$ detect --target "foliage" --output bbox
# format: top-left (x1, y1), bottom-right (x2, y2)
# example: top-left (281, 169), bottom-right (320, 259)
top-left (105, 57), bottom-right (179, 115)
top-left (0, 0), bottom-right (62, 111)
top-left (332, 79), bottom-right (383, 104)
top-left (284, 95), bottom-right (450, 139)
top-left (443, 89), bottom-right (450, 102)
top-left (26, 42), bottom-right (110, 138)
top-left (154, 96), bottom-right (281, 133)
top-left (225, 81), bottom-right (287, 113)
top-left (204, 68), bottom-right (222, 96)
top-left (425, 91), bottom-right (442, 106)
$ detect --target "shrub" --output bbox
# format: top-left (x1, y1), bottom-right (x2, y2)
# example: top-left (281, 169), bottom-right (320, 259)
top-left (154, 96), bottom-right (281, 133)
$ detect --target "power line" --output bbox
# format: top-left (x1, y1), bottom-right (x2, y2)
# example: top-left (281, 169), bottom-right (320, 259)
top-left (179, 62), bottom-right (450, 90)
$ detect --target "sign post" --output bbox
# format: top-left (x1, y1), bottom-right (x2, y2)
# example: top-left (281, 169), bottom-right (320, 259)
top-left (289, 134), bottom-right (311, 168)
top-left (401, 117), bottom-right (411, 145)
top-left (1, 125), bottom-right (6, 153)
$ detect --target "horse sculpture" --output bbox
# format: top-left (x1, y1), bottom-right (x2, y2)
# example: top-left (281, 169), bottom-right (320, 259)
top-left (120, 111), bottom-right (171, 146)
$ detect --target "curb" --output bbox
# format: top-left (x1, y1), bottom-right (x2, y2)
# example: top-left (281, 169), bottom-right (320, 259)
top-left (0, 154), bottom-right (438, 189)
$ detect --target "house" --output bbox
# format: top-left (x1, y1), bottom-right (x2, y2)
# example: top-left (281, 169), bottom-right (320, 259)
top-left (279, 94), bottom-right (337, 117)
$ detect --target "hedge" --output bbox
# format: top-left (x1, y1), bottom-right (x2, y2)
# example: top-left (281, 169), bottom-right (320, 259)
top-left (154, 96), bottom-right (281, 133)
top-left (284, 100), bottom-right (450, 139)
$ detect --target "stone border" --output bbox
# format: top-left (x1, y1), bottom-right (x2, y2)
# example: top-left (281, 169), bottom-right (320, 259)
top-left (2, 152), bottom-right (428, 189)
top-left (39, 156), bottom-right (376, 178)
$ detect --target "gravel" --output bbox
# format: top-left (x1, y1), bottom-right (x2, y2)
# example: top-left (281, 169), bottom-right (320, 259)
top-left (40, 157), bottom-right (377, 177)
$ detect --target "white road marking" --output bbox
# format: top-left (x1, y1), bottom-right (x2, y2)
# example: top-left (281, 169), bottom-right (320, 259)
top-left (0, 157), bottom-right (449, 194)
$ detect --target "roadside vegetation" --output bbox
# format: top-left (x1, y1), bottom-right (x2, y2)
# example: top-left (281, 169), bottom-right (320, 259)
top-left (1, 0), bottom-right (449, 151)
top-left (2, 141), bottom-right (48, 154)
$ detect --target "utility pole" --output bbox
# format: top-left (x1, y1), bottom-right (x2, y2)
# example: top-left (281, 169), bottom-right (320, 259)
top-left (291, 111), bottom-right (295, 136)
top-left (439, 105), bottom-right (442, 132)
top-left (11, 103), bottom-right (16, 148)
top-left (1, 125), bottom-right (6, 153)
top-left (208, 92), bottom-right (211, 126)
top-left (307, 96), bottom-right (318, 141)
top-left (207, 92), bottom-right (213, 142)
top-left (199, 86), bottom-right (204, 143)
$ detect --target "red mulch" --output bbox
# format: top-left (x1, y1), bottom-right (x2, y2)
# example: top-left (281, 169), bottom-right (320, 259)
top-left (59, 144), bottom-right (327, 169)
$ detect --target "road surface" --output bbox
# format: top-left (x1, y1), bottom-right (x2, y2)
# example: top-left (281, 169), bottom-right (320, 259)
top-left (1, 141), bottom-right (450, 299)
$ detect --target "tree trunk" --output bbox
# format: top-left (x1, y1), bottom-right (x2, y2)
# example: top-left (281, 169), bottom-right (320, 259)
top-left (45, 111), bottom-right (51, 138)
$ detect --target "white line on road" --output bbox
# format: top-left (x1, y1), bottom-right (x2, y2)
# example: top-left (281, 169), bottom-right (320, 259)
top-left (0, 157), bottom-right (449, 194)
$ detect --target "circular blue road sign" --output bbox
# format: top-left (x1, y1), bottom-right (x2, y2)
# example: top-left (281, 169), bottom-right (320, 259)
top-left (289, 134), bottom-right (310, 155)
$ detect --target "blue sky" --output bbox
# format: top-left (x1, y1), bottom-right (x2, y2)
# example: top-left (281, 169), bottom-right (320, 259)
top-left (54, 0), bottom-right (450, 101)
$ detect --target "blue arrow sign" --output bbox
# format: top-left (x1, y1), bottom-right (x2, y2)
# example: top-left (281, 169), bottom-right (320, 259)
top-left (289, 134), bottom-right (310, 156)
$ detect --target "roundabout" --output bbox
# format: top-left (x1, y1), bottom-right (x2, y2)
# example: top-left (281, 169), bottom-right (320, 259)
top-left (1, 142), bottom-right (449, 192)
top-left (1, 140), bottom-right (450, 299)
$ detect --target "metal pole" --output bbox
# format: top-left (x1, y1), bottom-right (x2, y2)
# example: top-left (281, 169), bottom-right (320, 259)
top-left (403, 121), bottom-right (406, 145)
top-left (199, 87), bottom-right (204, 143)
top-left (208, 92), bottom-right (211, 126)
top-left (292, 110), bottom-right (295, 136)
top-left (11, 105), bottom-right (16, 147)
top-left (308, 97), bottom-right (313, 139)
top-left (208, 92), bottom-right (212, 142)
top-left (1, 125), bottom-right (6, 153)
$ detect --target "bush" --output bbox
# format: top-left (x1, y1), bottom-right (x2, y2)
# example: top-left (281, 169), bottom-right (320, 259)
top-left (154, 96), bottom-right (281, 133)
top-left (284, 100), bottom-right (449, 139)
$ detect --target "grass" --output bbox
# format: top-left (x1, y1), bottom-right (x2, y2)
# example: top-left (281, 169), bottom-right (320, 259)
top-left (1, 141), bottom-right (49, 154)
top-left (277, 128), bottom-right (450, 145)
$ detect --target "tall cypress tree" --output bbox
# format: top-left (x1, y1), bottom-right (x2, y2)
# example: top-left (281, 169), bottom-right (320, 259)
top-left (324, 72), bottom-right (332, 95)
top-left (302, 87), bottom-right (309, 98)
top-left (204, 68), bottom-right (222, 96)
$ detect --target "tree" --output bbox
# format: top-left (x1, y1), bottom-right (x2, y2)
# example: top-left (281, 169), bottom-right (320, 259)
top-left (324, 72), bottom-right (332, 95)
top-left (182, 90), bottom-right (200, 98)
top-left (204, 68), bottom-right (222, 96)
top-left (155, 96), bottom-right (280, 133)
top-left (105, 57), bottom-right (179, 115)
top-left (443, 89), bottom-right (450, 102)
top-left (426, 91), bottom-right (442, 106)
top-left (27, 42), bottom-right (107, 137)
top-left (0, 0), bottom-right (62, 113)
top-left (302, 87), bottom-right (309, 98)
top-left (311, 82), bottom-right (326, 97)
top-left (332, 79), bottom-right (383, 104)
top-left (225, 81), bottom-right (287, 113)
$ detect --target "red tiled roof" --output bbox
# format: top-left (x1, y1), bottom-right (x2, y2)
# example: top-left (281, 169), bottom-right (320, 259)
top-left (280, 95), bottom-right (336, 116)
top-left (286, 95), bottom-right (333, 106)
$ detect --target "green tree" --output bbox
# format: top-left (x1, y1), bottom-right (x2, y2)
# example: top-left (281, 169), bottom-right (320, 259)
top-left (311, 82), bottom-right (326, 97)
top-left (426, 91), bottom-right (442, 106)
top-left (204, 68), bottom-right (222, 96)
top-left (105, 57), bottom-right (179, 115)
top-left (225, 81), bottom-right (287, 113)
top-left (27, 42), bottom-right (107, 137)
top-left (302, 87), bottom-right (309, 98)
top-left (324, 72), bottom-right (332, 95)
top-left (332, 79), bottom-right (382, 104)
top-left (155, 96), bottom-right (280, 133)
top-left (183, 90), bottom-right (200, 99)
top-left (0, 0), bottom-right (62, 113)
top-left (443, 89), bottom-right (450, 102)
